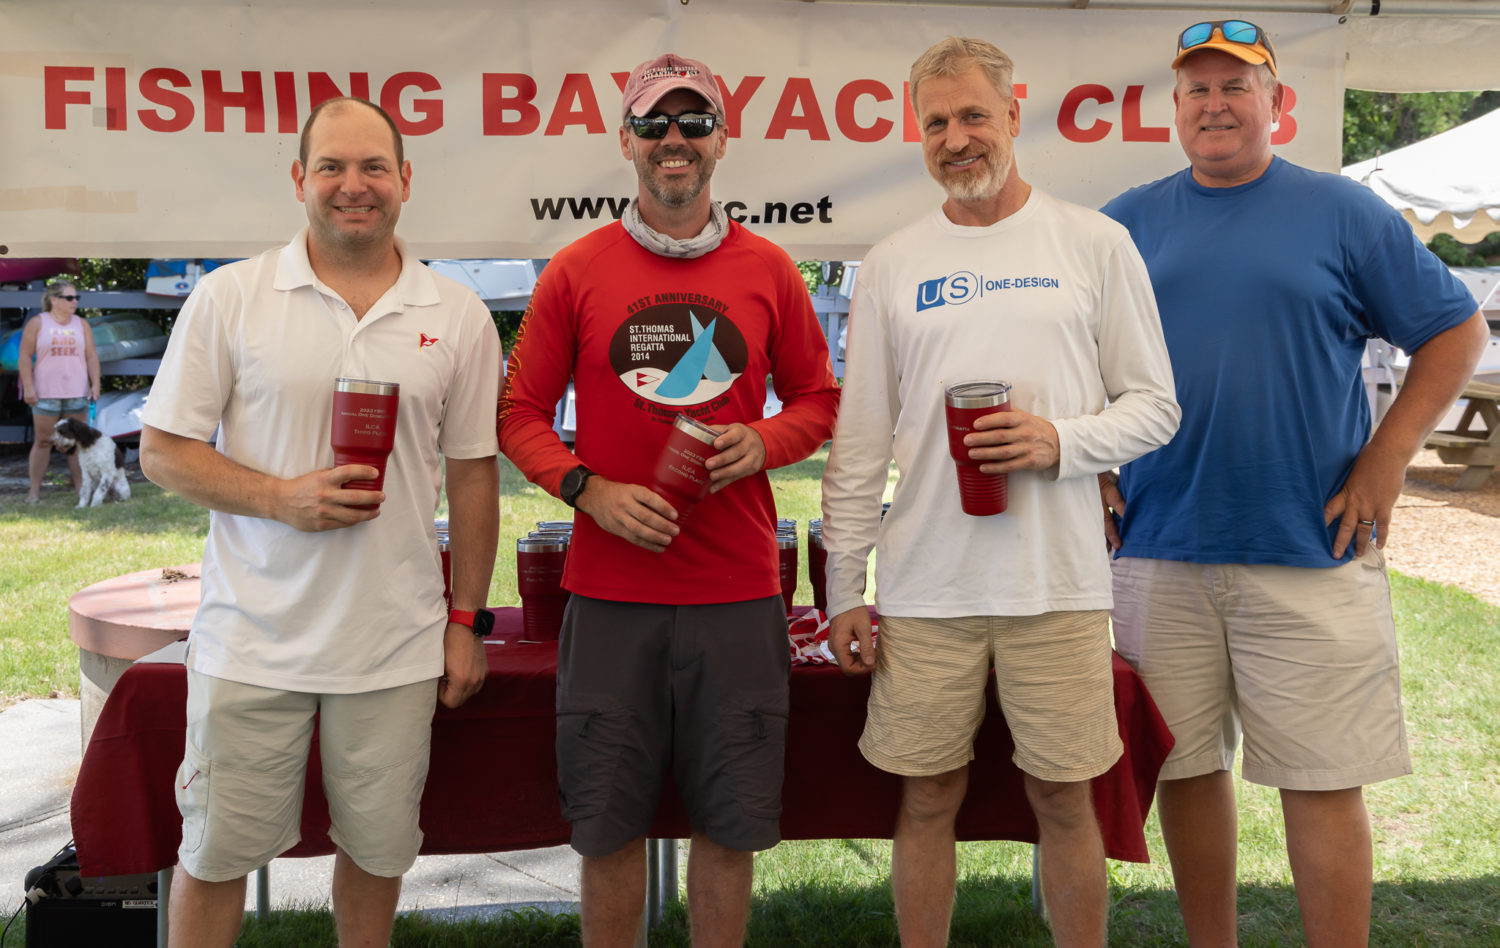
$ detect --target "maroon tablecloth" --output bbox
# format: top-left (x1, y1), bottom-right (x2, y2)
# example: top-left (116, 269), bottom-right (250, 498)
top-left (72, 607), bottom-right (1172, 876)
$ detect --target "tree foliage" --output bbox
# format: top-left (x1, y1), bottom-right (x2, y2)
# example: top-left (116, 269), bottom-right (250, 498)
top-left (1343, 90), bottom-right (1500, 265)
top-left (1428, 232), bottom-right (1500, 268)
top-left (76, 258), bottom-right (151, 292)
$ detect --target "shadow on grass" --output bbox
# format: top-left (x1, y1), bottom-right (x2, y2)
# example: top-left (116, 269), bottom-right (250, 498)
top-left (2, 478), bottom-right (208, 537)
top-left (235, 904), bottom-right (583, 948)
top-left (651, 874), bottom-right (1051, 947)
top-left (732, 873), bottom-right (1495, 948)
top-left (1116, 874), bottom-right (1500, 947)
top-left (83, 873), bottom-right (1493, 947)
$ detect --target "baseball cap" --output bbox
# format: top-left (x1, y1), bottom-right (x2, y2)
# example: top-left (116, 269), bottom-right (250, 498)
top-left (1171, 20), bottom-right (1278, 77)
top-left (621, 53), bottom-right (725, 119)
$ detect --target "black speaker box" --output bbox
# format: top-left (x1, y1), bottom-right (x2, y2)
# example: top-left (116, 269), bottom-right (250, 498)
top-left (22, 846), bottom-right (157, 948)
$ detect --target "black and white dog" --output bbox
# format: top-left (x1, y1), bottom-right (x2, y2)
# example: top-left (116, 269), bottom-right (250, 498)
top-left (49, 418), bottom-right (132, 508)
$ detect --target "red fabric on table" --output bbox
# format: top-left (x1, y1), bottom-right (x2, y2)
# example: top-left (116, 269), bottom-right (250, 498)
top-left (72, 608), bottom-right (1172, 876)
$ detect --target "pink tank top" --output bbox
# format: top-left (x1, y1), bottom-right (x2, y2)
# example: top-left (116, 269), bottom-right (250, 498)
top-left (32, 313), bottom-right (90, 399)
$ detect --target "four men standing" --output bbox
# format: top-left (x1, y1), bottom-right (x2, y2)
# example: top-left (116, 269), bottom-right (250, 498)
top-left (129, 24), bottom-right (1487, 948)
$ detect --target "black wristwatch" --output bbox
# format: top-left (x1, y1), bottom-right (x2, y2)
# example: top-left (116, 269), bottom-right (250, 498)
top-left (449, 608), bottom-right (496, 639)
top-left (560, 464), bottom-right (595, 508)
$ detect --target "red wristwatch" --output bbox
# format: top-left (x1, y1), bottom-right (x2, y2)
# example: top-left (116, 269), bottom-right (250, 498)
top-left (448, 608), bottom-right (495, 639)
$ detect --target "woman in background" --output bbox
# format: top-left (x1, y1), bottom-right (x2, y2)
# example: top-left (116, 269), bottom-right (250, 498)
top-left (19, 281), bottom-right (100, 502)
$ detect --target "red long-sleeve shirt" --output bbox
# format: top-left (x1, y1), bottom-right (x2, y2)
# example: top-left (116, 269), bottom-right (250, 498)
top-left (499, 221), bottom-right (840, 604)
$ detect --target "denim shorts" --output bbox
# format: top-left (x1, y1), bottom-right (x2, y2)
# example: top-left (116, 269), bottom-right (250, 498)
top-left (34, 396), bottom-right (89, 417)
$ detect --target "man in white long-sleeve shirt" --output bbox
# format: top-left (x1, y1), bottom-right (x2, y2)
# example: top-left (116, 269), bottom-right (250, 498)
top-left (819, 37), bottom-right (1180, 948)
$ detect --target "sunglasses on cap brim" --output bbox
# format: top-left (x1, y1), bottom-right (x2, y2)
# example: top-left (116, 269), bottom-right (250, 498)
top-left (1177, 20), bottom-right (1278, 75)
top-left (627, 111), bottom-right (718, 139)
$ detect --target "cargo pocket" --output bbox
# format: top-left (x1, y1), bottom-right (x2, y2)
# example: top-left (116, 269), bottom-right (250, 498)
top-left (555, 692), bottom-right (633, 822)
top-left (716, 687), bottom-right (789, 821)
top-left (175, 740), bottom-right (212, 854)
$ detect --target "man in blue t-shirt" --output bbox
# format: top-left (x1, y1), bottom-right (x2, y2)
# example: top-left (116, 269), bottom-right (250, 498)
top-left (1100, 20), bottom-right (1487, 946)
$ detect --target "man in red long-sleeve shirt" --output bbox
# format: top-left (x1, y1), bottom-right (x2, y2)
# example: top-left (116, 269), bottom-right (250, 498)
top-left (498, 52), bottom-right (839, 947)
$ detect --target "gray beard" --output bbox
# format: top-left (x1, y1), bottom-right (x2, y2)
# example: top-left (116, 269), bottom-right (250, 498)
top-left (645, 166), bottom-right (713, 208)
top-left (939, 152), bottom-right (1011, 204)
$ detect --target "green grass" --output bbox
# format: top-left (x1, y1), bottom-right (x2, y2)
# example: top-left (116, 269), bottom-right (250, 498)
top-left (1, 472), bottom-right (210, 702)
top-left (0, 449), bottom-right (838, 704)
top-left (3, 452), bottom-right (1498, 944)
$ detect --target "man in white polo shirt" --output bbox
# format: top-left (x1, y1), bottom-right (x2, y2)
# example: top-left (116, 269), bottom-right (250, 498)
top-left (140, 97), bottom-right (501, 947)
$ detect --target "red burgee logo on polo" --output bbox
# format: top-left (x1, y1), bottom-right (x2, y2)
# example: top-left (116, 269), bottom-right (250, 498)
top-left (608, 294), bottom-right (748, 420)
top-left (419, 333), bottom-right (438, 349)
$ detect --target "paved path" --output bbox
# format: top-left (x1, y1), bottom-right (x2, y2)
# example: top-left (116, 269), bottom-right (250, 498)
top-left (0, 698), bottom-right (582, 924)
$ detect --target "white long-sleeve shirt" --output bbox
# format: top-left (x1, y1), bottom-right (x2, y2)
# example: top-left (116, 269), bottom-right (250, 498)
top-left (821, 192), bottom-right (1180, 618)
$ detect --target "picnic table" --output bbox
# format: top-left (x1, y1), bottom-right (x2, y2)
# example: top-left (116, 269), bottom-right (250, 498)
top-left (1425, 379), bottom-right (1500, 490)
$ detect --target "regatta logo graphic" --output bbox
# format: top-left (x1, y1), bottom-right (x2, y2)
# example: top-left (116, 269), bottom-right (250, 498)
top-left (916, 270), bottom-right (1062, 311)
top-left (419, 333), bottom-right (438, 349)
top-left (609, 298), bottom-right (748, 416)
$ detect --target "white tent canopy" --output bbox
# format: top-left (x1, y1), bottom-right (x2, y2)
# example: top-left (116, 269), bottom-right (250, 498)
top-left (798, 1), bottom-right (1500, 92)
top-left (1342, 107), bottom-right (1500, 241)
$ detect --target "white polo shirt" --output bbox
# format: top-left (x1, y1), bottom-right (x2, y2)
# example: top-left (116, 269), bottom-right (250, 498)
top-left (143, 230), bottom-right (501, 693)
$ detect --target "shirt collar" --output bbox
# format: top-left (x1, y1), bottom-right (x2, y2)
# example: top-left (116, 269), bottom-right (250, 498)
top-left (274, 228), bottom-right (442, 311)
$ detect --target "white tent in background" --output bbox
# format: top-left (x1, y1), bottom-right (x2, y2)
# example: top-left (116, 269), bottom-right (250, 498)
top-left (1342, 107), bottom-right (1500, 243)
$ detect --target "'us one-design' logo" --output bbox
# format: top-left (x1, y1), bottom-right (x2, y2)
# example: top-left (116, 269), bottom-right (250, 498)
top-left (608, 302), bottom-right (749, 407)
top-left (917, 269), bottom-right (1063, 311)
top-left (916, 271), bottom-right (978, 311)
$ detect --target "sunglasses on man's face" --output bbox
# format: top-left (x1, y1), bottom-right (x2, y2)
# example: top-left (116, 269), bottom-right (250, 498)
top-left (58, 295), bottom-right (80, 301)
top-left (627, 111), bottom-right (718, 140)
top-left (1177, 20), bottom-right (1277, 72)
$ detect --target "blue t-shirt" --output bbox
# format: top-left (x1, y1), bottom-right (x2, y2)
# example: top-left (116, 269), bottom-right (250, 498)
top-left (1102, 157), bottom-right (1476, 567)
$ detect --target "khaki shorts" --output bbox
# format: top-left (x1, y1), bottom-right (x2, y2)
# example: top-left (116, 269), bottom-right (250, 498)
top-left (1111, 549), bottom-right (1412, 791)
top-left (860, 611), bottom-right (1122, 783)
top-left (176, 670), bottom-right (436, 882)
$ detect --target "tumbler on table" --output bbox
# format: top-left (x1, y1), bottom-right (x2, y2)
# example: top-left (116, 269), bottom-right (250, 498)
top-left (776, 527), bottom-right (798, 615)
top-left (516, 535), bottom-right (569, 641)
top-left (943, 380), bottom-right (1012, 516)
top-left (807, 519), bottom-right (827, 614)
top-left (435, 519), bottom-right (451, 607)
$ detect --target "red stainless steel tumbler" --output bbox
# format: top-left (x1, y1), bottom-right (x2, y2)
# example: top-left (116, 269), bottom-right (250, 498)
top-left (777, 530), bottom-right (798, 616)
top-left (435, 519), bottom-right (451, 607)
top-left (648, 414), bottom-right (720, 525)
top-left (807, 519), bottom-right (827, 614)
top-left (516, 535), bottom-right (569, 641)
top-left (332, 378), bottom-right (400, 508)
top-left (944, 380), bottom-right (1012, 516)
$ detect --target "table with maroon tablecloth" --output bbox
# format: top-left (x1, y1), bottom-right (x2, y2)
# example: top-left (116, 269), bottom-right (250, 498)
top-left (72, 607), bottom-right (1172, 877)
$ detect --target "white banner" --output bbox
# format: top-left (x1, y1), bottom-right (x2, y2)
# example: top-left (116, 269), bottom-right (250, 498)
top-left (0, 0), bottom-right (1346, 259)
